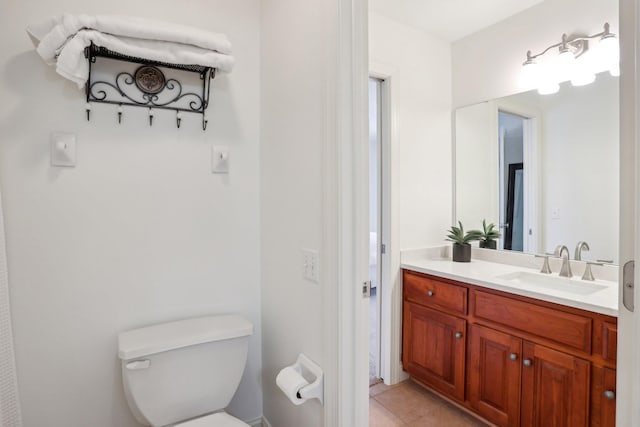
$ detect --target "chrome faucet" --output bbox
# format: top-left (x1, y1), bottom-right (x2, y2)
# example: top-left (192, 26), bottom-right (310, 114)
top-left (575, 241), bottom-right (590, 260)
top-left (554, 245), bottom-right (573, 278)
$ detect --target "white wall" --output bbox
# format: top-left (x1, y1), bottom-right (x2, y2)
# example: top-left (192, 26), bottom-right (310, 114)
top-left (369, 12), bottom-right (453, 250)
top-left (260, 0), bottom-right (331, 425)
top-left (538, 75), bottom-right (619, 261)
top-left (455, 102), bottom-right (498, 228)
top-left (0, 1), bottom-right (262, 426)
top-left (368, 11), bottom-right (452, 386)
top-left (452, 0), bottom-right (619, 107)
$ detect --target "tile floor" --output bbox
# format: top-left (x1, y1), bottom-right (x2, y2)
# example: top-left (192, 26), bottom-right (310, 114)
top-left (369, 380), bottom-right (490, 427)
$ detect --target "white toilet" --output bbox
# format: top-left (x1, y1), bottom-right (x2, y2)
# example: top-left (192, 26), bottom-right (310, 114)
top-left (118, 314), bottom-right (254, 427)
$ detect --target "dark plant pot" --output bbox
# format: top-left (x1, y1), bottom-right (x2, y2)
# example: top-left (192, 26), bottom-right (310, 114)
top-left (479, 240), bottom-right (497, 249)
top-left (452, 243), bottom-right (472, 262)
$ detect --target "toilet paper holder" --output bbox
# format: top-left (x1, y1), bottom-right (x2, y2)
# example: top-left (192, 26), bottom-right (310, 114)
top-left (278, 353), bottom-right (324, 406)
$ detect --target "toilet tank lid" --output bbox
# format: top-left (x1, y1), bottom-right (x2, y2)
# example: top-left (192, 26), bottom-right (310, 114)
top-left (118, 315), bottom-right (253, 360)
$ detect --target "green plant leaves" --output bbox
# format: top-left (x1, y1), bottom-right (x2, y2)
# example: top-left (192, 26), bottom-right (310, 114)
top-left (445, 221), bottom-right (483, 244)
top-left (480, 219), bottom-right (501, 241)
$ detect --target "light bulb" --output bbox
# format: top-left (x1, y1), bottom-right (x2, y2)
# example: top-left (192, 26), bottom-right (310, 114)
top-left (519, 60), bottom-right (540, 89)
top-left (557, 49), bottom-right (576, 83)
top-left (599, 35), bottom-right (620, 66)
top-left (537, 81), bottom-right (560, 95)
top-left (571, 53), bottom-right (596, 86)
top-left (571, 69), bottom-right (596, 86)
top-left (610, 64), bottom-right (620, 77)
top-left (536, 63), bottom-right (560, 95)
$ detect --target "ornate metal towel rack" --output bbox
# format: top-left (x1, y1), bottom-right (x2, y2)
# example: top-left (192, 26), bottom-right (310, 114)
top-left (84, 43), bottom-right (216, 130)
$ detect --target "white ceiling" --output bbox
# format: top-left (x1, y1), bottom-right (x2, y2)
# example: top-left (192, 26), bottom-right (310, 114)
top-left (369, 0), bottom-right (544, 42)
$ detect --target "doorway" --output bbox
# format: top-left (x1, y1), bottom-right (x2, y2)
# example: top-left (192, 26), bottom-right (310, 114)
top-left (368, 77), bottom-right (382, 385)
top-left (498, 110), bottom-right (533, 252)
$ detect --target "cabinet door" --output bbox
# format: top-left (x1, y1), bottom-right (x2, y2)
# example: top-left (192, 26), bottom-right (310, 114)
top-left (402, 301), bottom-right (466, 400)
top-left (521, 342), bottom-right (590, 427)
top-left (591, 366), bottom-right (616, 427)
top-left (468, 324), bottom-right (522, 427)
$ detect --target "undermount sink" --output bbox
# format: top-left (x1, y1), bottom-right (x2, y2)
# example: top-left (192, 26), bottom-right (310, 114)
top-left (496, 271), bottom-right (609, 295)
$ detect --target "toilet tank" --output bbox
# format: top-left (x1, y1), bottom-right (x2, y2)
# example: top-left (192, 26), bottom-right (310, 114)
top-left (118, 315), bottom-right (253, 427)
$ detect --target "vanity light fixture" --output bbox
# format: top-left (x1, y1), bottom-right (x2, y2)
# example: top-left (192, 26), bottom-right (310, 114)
top-left (519, 23), bottom-right (619, 95)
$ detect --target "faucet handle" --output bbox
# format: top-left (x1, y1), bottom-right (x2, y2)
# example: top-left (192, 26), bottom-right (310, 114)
top-left (582, 261), bottom-right (604, 281)
top-left (535, 254), bottom-right (552, 274)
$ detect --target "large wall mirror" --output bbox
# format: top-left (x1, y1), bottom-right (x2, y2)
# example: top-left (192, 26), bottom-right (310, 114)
top-left (454, 72), bottom-right (619, 263)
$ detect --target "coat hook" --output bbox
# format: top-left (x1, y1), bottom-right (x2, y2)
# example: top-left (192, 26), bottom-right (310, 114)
top-left (176, 111), bottom-right (182, 129)
top-left (148, 108), bottom-right (154, 126)
top-left (85, 102), bottom-right (91, 121)
top-left (117, 104), bottom-right (123, 124)
top-left (202, 114), bottom-right (208, 131)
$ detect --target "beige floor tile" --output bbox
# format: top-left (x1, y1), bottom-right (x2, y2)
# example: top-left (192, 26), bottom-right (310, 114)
top-left (405, 402), bottom-right (489, 427)
top-left (369, 381), bottom-right (396, 397)
top-left (370, 398), bottom-right (405, 427)
top-left (373, 381), bottom-right (441, 423)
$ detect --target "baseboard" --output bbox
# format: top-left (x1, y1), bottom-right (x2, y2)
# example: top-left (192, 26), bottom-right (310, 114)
top-left (260, 416), bottom-right (273, 427)
top-left (246, 417), bottom-right (262, 427)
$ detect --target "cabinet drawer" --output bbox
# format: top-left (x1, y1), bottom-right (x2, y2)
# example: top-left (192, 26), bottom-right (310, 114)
top-left (403, 271), bottom-right (467, 315)
top-left (471, 290), bottom-right (592, 354)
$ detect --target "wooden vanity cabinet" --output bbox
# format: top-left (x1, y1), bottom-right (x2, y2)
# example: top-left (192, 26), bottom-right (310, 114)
top-left (402, 302), bottom-right (466, 400)
top-left (468, 324), bottom-right (522, 426)
top-left (402, 269), bottom-right (617, 427)
top-left (591, 366), bottom-right (617, 427)
top-left (520, 341), bottom-right (590, 427)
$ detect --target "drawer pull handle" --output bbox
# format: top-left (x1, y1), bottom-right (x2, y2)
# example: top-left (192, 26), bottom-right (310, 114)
top-left (509, 353), bottom-right (518, 361)
top-left (454, 332), bottom-right (463, 339)
top-left (604, 390), bottom-right (615, 400)
top-left (523, 359), bottom-right (532, 367)
top-left (427, 290), bottom-right (434, 297)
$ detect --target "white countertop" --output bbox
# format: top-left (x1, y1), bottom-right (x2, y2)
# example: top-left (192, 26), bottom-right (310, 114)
top-left (401, 247), bottom-right (619, 317)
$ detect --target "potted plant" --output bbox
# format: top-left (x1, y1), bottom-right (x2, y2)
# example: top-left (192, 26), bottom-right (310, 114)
top-left (478, 219), bottom-right (501, 249)
top-left (446, 221), bottom-right (482, 262)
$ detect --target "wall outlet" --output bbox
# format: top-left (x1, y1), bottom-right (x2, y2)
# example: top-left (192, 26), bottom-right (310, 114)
top-left (551, 207), bottom-right (560, 220)
top-left (302, 249), bottom-right (319, 283)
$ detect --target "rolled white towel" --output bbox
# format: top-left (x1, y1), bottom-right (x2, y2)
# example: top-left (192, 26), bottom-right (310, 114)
top-left (27, 14), bottom-right (235, 88)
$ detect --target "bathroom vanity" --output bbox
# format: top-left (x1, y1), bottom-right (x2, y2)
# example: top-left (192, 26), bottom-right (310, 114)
top-left (401, 253), bottom-right (618, 427)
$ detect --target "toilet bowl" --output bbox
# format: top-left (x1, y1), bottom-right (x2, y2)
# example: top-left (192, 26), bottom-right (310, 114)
top-left (118, 314), bottom-right (254, 427)
top-left (173, 411), bottom-right (249, 427)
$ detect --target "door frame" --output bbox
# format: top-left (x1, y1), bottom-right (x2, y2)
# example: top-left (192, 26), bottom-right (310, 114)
top-left (337, 0), bottom-right (640, 426)
top-left (369, 64), bottom-right (402, 385)
top-left (495, 105), bottom-right (540, 254)
top-left (325, 0), bottom-right (369, 425)
top-left (368, 76), bottom-right (383, 380)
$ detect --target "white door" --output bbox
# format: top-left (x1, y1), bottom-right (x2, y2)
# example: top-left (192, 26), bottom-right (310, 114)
top-left (368, 77), bottom-right (382, 382)
top-left (616, 0), bottom-right (639, 424)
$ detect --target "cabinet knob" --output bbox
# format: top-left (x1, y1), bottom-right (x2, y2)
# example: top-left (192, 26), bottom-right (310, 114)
top-left (523, 359), bottom-right (532, 367)
top-left (509, 353), bottom-right (518, 361)
top-left (604, 390), bottom-right (615, 400)
top-left (454, 332), bottom-right (463, 339)
top-left (427, 290), bottom-right (434, 297)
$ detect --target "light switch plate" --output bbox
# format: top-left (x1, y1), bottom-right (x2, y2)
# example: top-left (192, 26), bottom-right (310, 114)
top-left (50, 132), bottom-right (77, 167)
top-left (212, 146), bottom-right (229, 174)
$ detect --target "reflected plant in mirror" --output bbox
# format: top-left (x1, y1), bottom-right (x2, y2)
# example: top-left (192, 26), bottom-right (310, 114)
top-left (478, 219), bottom-right (501, 250)
top-left (455, 72), bottom-right (619, 263)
